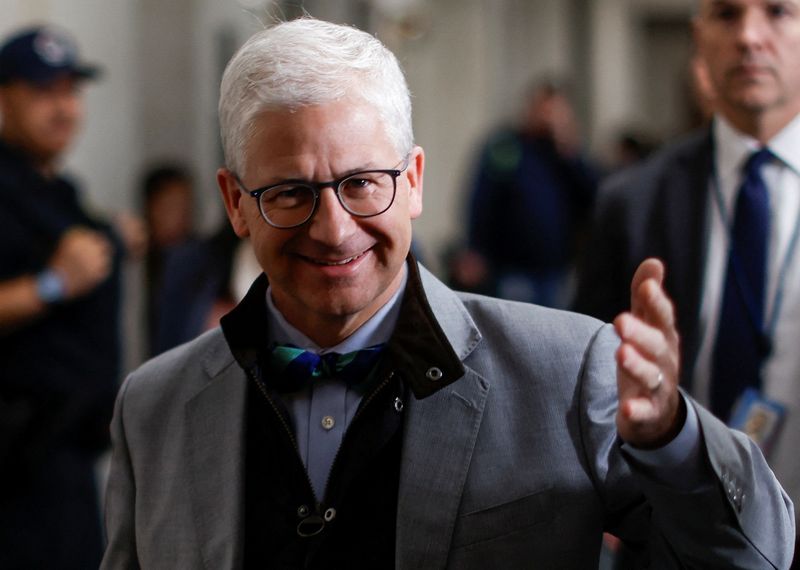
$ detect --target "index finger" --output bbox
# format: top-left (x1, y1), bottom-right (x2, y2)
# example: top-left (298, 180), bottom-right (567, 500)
top-left (631, 259), bottom-right (676, 333)
top-left (630, 258), bottom-right (664, 314)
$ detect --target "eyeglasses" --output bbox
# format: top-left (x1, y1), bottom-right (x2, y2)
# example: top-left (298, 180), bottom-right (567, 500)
top-left (234, 156), bottom-right (410, 229)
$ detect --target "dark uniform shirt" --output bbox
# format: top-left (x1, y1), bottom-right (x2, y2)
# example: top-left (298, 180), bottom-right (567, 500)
top-left (0, 139), bottom-right (122, 569)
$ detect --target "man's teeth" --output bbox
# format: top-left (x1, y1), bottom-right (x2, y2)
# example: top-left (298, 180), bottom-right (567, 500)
top-left (313, 253), bottom-right (362, 265)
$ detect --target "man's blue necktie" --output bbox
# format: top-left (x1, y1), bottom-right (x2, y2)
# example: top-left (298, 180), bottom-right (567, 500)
top-left (710, 148), bottom-right (773, 421)
top-left (265, 343), bottom-right (386, 392)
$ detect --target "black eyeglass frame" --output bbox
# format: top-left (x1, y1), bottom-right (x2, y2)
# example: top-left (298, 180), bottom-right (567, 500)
top-left (233, 156), bottom-right (411, 229)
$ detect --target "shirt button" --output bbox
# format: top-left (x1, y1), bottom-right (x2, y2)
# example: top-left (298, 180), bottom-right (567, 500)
top-left (321, 415), bottom-right (335, 430)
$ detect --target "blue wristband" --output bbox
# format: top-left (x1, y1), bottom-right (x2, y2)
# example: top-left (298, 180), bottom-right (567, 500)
top-left (35, 269), bottom-right (66, 304)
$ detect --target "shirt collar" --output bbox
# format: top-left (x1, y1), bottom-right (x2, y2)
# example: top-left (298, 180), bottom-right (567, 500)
top-left (265, 265), bottom-right (408, 354)
top-left (764, 112), bottom-right (800, 176)
top-left (714, 112), bottom-right (800, 182)
top-left (713, 114), bottom-right (761, 191)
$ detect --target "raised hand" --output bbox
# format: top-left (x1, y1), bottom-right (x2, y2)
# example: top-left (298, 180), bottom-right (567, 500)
top-left (614, 258), bottom-right (684, 448)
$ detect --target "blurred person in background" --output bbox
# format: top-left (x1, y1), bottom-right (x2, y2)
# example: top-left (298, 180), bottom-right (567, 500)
top-left (608, 130), bottom-right (657, 172)
top-left (458, 79), bottom-right (598, 307)
top-left (140, 163), bottom-right (196, 354)
top-left (141, 164), bottom-right (263, 356)
top-left (575, 0), bottom-right (800, 564)
top-left (151, 220), bottom-right (257, 355)
top-left (142, 163), bottom-right (194, 253)
top-left (0, 25), bottom-right (133, 569)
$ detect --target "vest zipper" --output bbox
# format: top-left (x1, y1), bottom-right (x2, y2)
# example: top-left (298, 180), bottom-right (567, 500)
top-left (245, 365), bottom-right (318, 504)
top-left (320, 370), bottom-right (396, 503)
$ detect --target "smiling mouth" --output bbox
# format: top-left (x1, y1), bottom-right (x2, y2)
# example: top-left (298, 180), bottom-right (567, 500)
top-left (301, 249), bottom-right (370, 266)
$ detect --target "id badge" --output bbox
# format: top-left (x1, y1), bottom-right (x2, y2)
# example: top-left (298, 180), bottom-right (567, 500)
top-left (728, 388), bottom-right (786, 459)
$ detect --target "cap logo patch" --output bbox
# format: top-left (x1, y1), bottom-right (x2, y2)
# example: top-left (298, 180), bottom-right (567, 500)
top-left (33, 30), bottom-right (73, 66)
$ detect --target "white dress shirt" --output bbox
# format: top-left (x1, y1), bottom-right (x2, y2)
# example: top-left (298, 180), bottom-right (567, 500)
top-left (693, 114), bottom-right (800, 505)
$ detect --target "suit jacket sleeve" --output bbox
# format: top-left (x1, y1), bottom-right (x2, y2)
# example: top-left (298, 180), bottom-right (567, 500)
top-left (580, 326), bottom-right (795, 568)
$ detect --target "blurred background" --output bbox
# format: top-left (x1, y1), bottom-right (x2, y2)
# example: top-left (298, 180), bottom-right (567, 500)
top-left (0, 0), bottom-right (700, 366)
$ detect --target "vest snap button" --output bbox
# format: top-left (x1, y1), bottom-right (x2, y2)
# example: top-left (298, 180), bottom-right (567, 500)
top-left (426, 367), bottom-right (443, 381)
top-left (296, 514), bottom-right (325, 537)
top-left (324, 507), bottom-right (337, 522)
top-left (297, 505), bottom-right (309, 518)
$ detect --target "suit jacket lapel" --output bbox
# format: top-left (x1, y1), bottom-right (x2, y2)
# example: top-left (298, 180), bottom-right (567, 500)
top-left (396, 368), bottom-right (489, 570)
top-left (396, 266), bottom-right (488, 569)
top-left (184, 349), bottom-right (247, 569)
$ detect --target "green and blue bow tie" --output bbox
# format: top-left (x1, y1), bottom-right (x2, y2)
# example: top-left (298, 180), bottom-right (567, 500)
top-left (265, 343), bottom-right (386, 392)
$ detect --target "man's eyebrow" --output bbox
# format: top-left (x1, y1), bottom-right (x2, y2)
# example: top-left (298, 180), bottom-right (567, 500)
top-left (258, 162), bottom-right (383, 185)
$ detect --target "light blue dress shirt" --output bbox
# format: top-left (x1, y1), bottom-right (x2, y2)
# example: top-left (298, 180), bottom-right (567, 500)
top-left (265, 268), bottom-right (407, 500)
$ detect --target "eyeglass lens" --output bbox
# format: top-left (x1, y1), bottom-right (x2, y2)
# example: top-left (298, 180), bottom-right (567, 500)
top-left (260, 171), bottom-right (396, 227)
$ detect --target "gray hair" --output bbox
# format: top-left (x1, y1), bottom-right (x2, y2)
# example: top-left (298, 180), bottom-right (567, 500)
top-left (219, 17), bottom-right (413, 175)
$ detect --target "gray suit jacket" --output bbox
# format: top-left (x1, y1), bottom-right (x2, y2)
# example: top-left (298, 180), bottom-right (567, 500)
top-left (102, 264), bottom-right (794, 569)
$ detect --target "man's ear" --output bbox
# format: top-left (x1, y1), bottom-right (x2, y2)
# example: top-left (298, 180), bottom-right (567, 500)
top-left (217, 168), bottom-right (251, 238)
top-left (405, 145), bottom-right (424, 220)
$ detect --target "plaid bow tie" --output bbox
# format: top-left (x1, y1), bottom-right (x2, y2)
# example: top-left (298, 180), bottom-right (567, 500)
top-left (265, 343), bottom-right (386, 392)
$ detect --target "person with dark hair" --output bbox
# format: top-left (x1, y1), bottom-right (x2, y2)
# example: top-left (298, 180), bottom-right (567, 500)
top-left (462, 79), bottom-right (598, 307)
top-left (140, 163), bottom-right (195, 354)
top-left (0, 25), bottom-right (122, 568)
top-left (142, 164), bottom-right (194, 251)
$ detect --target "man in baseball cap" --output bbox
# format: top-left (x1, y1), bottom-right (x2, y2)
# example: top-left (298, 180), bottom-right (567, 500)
top-left (0, 25), bottom-right (101, 169)
top-left (0, 25), bottom-right (120, 569)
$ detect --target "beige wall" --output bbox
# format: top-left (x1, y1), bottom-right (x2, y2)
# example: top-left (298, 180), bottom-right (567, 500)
top-left (588, 0), bottom-right (695, 158)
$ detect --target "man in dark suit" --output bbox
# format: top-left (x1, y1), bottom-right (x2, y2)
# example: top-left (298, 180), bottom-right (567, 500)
top-left (102, 17), bottom-right (794, 569)
top-left (575, 0), bottom-right (800, 562)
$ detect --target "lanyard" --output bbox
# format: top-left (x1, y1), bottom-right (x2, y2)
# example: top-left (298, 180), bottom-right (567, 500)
top-left (710, 150), bottom-right (800, 355)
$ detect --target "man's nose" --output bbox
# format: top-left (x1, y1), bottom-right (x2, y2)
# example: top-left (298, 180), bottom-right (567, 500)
top-left (307, 187), bottom-right (357, 245)
top-left (52, 91), bottom-right (81, 120)
top-left (735, 7), bottom-right (769, 51)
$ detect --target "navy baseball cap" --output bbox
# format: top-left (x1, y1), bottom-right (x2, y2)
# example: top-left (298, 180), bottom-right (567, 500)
top-left (0, 26), bottom-right (101, 85)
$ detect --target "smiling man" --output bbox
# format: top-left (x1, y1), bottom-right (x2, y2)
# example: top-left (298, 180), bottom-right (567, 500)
top-left (103, 17), bottom-right (793, 569)
top-left (220, 100), bottom-right (422, 347)
top-left (576, 2), bottom-right (800, 564)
